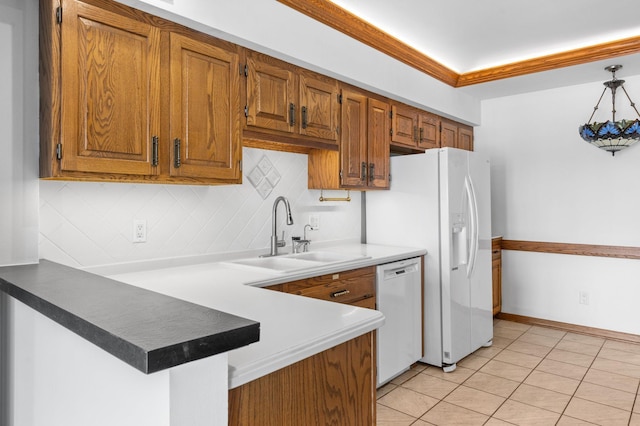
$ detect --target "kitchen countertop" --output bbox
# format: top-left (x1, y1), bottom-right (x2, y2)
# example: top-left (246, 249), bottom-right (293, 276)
top-left (0, 260), bottom-right (260, 374)
top-left (107, 243), bottom-right (426, 388)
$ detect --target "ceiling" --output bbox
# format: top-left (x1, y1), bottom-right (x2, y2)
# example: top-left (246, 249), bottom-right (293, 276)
top-left (282, 0), bottom-right (640, 99)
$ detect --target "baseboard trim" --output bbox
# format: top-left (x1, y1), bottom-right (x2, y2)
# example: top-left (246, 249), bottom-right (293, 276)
top-left (495, 312), bottom-right (640, 344)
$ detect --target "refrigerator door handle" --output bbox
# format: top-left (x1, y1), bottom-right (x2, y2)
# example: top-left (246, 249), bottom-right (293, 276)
top-left (465, 176), bottom-right (479, 278)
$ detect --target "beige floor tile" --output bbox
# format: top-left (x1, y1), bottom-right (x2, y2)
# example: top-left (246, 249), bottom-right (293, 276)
top-left (509, 383), bottom-right (571, 413)
top-left (492, 399), bottom-right (560, 425)
top-left (377, 382), bottom-right (397, 399)
top-left (554, 339), bottom-right (601, 356)
top-left (556, 415), bottom-right (598, 425)
top-left (420, 401), bottom-right (488, 425)
top-left (545, 347), bottom-right (595, 367)
top-left (603, 339), bottom-right (640, 356)
top-left (412, 363), bottom-right (429, 373)
top-left (472, 345), bottom-right (503, 359)
top-left (483, 419), bottom-right (514, 426)
top-left (494, 349), bottom-right (542, 369)
top-left (563, 397), bottom-right (631, 425)
top-left (635, 398), bottom-right (640, 413)
top-left (591, 357), bottom-right (640, 379)
top-left (494, 326), bottom-right (526, 340)
top-left (390, 367), bottom-right (422, 385)
top-left (463, 371), bottom-right (520, 397)
top-left (491, 336), bottom-right (515, 349)
top-left (423, 365), bottom-right (475, 384)
top-left (402, 372), bottom-right (458, 400)
top-left (458, 354), bottom-right (490, 370)
top-left (506, 340), bottom-right (553, 358)
top-left (582, 367), bottom-right (640, 393)
top-left (598, 347), bottom-right (640, 367)
top-left (443, 385), bottom-right (505, 416)
top-left (562, 332), bottom-right (605, 347)
top-left (574, 381), bottom-right (635, 411)
top-left (631, 413), bottom-right (640, 426)
top-left (494, 320), bottom-right (531, 332)
top-left (479, 359), bottom-right (532, 382)
top-left (378, 387), bottom-right (439, 418)
top-left (535, 358), bottom-right (588, 381)
top-left (411, 420), bottom-right (436, 426)
top-left (528, 325), bottom-right (566, 339)
top-left (376, 403), bottom-right (416, 426)
top-left (517, 332), bottom-right (562, 348)
top-left (523, 370), bottom-right (580, 395)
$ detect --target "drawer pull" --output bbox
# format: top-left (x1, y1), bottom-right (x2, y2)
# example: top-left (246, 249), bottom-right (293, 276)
top-left (330, 289), bottom-right (350, 298)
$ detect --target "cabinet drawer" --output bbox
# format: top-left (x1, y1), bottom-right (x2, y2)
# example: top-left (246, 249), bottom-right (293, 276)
top-left (292, 276), bottom-right (375, 305)
top-left (350, 296), bottom-right (376, 309)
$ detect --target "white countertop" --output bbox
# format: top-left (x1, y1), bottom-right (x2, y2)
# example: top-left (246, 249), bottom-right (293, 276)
top-left (105, 243), bottom-right (426, 388)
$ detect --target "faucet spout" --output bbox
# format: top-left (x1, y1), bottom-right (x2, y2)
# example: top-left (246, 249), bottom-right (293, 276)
top-left (268, 196), bottom-right (294, 256)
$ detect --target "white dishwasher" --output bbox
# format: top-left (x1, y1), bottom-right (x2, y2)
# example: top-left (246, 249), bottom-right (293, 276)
top-left (376, 257), bottom-right (422, 386)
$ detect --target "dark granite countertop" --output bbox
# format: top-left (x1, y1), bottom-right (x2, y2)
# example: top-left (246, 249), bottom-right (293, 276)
top-left (0, 260), bottom-right (260, 374)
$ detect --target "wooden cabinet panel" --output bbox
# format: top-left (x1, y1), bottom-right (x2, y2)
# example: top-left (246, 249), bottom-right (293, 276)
top-left (418, 112), bottom-right (440, 150)
top-left (367, 99), bottom-right (391, 189)
top-left (391, 104), bottom-right (418, 148)
top-left (229, 332), bottom-right (375, 426)
top-left (339, 90), bottom-right (369, 187)
top-left (168, 33), bottom-right (241, 181)
top-left (246, 52), bottom-right (296, 134)
top-left (59, 0), bottom-right (160, 175)
top-left (492, 237), bottom-right (502, 315)
top-left (299, 72), bottom-right (339, 142)
top-left (440, 119), bottom-right (458, 148)
top-left (458, 125), bottom-right (474, 151)
top-left (285, 267), bottom-right (375, 306)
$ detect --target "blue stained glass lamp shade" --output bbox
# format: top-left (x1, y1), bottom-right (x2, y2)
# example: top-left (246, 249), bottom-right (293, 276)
top-left (579, 119), bottom-right (640, 155)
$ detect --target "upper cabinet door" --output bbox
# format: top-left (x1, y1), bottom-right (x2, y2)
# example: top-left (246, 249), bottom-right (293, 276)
top-left (418, 112), bottom-right (440, 150)
top-left (340, 89), bottom-right (368, 187)
top-left (367, 98), bottom-right (390, 189)
top-left (440, 119), bottom-right (458, 148)
top-left (246, 52), bottom-right (296, 134)
top-left (169, 33), bottom-right (241, 181)
top-left (298, 72), bottom-right (339, 144)
top-left (458, 125), bottom-right (474, 151)
top-left (60, 0), bottom-right (160, 175)
top-left (391, 104), bottom-right (418, 148)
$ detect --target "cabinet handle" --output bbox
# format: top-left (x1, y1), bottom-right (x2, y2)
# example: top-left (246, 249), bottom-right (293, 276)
top-left (301, 106), bottom-right (308, 129)
top-left (361, 162), bottom-right (367, 181)
top-left (289, 103), bottom-right (295, 126)
top-left (174, 138), bottom-right (181, 168)
top-left (152, 136), bottom-right (158, 166)
top-left (414, 125), bottom-right (418, 142)
top-left (419, 127), bottom-right (424, 142)
top-left (369, 163), bottom-right (374, 182)
top-left (330, 289), bottom-right (350, 298)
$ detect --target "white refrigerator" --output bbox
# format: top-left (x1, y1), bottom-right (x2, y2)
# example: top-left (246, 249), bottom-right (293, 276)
top-left (367, 147), bottom-right (493, 370)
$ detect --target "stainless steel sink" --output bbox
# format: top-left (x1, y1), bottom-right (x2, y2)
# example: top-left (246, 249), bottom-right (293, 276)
top-left (223, 251), bottom-right (371, 274)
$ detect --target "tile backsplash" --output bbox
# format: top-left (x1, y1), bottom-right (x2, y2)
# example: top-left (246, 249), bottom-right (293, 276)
top-left (39, 148), bottom-right (361, 268)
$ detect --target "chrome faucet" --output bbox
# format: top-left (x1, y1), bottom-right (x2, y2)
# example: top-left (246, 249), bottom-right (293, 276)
top-left (267, 196), bottom-right (293, 257)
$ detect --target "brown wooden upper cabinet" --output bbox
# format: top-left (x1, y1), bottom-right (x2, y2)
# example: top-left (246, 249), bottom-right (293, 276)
top-left (40, 0), bottom-right (242, 184)
top-left (390, 103), bottom-right (446, 152)
top-left (244, 51), bottom-right (339, 148)
top-left (441, 118), bottom-right (474, 151)
top-left (308, 88), bottom-right (389, 190)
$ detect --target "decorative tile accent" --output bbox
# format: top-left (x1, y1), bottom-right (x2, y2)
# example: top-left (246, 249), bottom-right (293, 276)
top-left (247, 155), bottom-right (281, 199)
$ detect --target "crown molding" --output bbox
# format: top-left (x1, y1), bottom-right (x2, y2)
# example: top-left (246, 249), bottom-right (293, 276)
top-left (278, 0), bottom-right (640, 88)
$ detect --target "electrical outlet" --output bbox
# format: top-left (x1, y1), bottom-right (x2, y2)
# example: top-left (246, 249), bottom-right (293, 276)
top-left (133, 219), bottom-right (147, 243)
top-left (309, 214), bottom-right (320, 230)
top-left (579, 290), bottom-right (589, 305)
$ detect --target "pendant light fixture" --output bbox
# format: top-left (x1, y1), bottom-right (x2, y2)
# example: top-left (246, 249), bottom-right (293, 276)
top-left (579, 65), bottom-right (640, 156)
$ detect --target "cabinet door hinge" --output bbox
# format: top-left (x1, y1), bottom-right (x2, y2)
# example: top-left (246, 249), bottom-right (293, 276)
top-left (239, 159), bottom-right (242, 172)
top-left (337, 94), bottom-right (342, 104)
top-left (389, 110), bottom-right (393, 119)
top-left (339, 169), bottom-right (343, 180)
top-left (151, 136), bottom-right (158, 166)
top-left (244, 105), bottom-right (248, 117)
top-left (390, 128), bottom-right (393, 136)
top-left (389, 173), bottom-right (392, 182)
top-left (56, 7), bottom-right (62, 24)
top-left (243, 64), bottom-right (248, 77)
top-left (55, 142), bottom-right (62, 160)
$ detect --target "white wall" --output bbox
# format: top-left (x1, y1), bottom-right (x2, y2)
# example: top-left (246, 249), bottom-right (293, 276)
top-left (40, 148), bottom-right (361, 268)
top-left (475, 76), bottom-right (640, 335)
top-left (0, 0), bottom-right (39, 267)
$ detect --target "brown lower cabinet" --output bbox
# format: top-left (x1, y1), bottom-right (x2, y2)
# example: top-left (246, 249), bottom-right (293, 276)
top-left (492, 237), bottom-right (502, 315)
top-left (228, 331), bottom-right (375, 425)
top-left (229, 266), bottom-right (377, 425)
